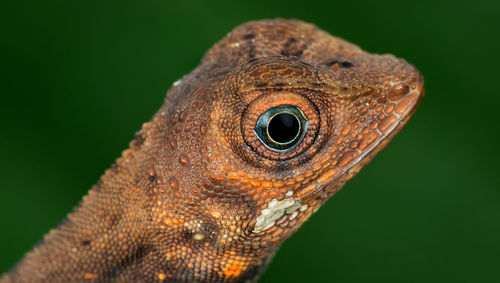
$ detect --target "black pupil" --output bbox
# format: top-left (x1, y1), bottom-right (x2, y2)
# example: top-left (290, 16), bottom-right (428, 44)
top-left (268, 113), bottom-right (300, 143)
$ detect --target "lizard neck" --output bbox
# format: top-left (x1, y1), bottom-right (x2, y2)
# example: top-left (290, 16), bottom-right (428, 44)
top-left (2, 143), bottom-right (152, 282)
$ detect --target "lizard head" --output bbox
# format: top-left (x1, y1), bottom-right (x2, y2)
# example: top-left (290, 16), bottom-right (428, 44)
top-left (141, 19), bottom-right (424, 281)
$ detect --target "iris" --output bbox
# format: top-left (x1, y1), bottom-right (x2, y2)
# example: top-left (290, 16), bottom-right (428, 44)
top-left (254, 106), bottom-right (308, 151)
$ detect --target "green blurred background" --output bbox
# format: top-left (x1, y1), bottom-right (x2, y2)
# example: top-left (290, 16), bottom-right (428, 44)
top-left (1, 0), bottom-right (499, 282)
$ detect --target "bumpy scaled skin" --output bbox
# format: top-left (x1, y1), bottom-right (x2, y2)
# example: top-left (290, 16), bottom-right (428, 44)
top-left (1, 19), bottom-right (423, 282)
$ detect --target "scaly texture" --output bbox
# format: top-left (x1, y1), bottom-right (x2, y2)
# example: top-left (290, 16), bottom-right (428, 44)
top-left (1, 19), bottom-right (424, 283)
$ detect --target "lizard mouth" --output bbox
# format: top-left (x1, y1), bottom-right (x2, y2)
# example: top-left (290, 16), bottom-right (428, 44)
top-left (296, 77), bottom-right (425, 203)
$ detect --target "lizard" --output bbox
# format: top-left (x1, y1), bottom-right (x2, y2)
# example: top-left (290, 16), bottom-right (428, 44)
top-left (0, 19), bottom-right (424, 283)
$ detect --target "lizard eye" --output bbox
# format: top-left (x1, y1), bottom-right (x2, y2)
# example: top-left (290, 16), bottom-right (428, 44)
top-left (254, 106), bottom-right (309, 151)
top-left (241, 91), bottom-right (320, 162)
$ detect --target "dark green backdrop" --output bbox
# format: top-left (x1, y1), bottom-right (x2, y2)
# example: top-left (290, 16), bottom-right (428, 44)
top-left (1, 0), bottom-right (499, 282)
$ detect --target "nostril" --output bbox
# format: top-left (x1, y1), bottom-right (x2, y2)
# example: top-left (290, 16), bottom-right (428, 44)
top-left (321, 60), bottom-right (353, 68)
top-left (388, 84), bottom-right (410, 100)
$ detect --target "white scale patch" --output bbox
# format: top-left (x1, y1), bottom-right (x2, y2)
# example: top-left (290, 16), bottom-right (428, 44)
top-left (252, 197), bottom-right (303, 234)
top-left (173, 79), bottom-right (182, 86)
